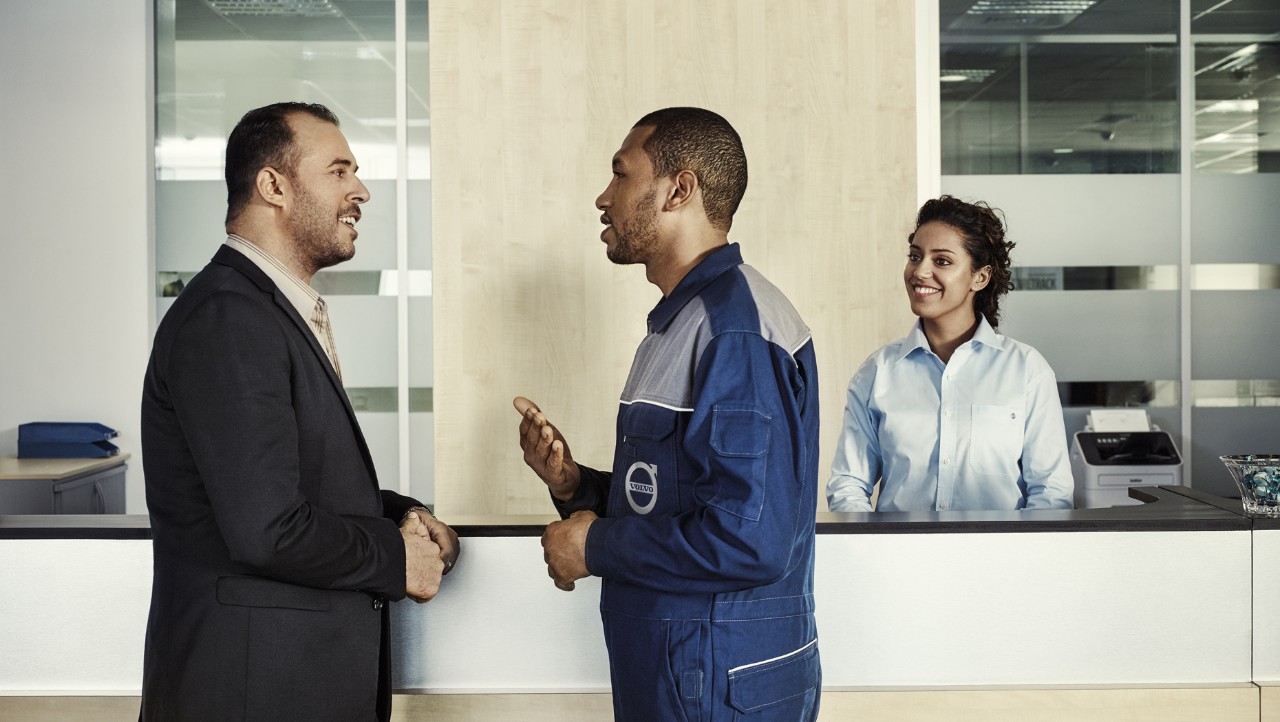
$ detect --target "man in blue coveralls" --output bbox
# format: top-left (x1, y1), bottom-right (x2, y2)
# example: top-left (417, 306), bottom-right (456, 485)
top-left (514, 107), bottom-right (822, 721)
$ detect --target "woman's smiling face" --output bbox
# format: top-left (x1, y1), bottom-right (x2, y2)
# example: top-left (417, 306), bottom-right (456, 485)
top-left (904, 221), bottom-right (991, 326)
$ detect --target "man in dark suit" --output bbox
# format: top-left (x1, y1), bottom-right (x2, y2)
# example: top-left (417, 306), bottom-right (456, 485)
top-left (140, 102), bottom-right (457, 721)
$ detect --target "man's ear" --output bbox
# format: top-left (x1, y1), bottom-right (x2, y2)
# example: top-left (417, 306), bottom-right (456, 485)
top-left (256, 167), bottom-right (288, 210)
top-left (972, 265), bottom-right (992, 292)
top-left (663, 169), bottom-right (699, 212)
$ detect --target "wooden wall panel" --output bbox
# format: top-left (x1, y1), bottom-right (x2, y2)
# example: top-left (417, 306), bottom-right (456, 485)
top-left (1264, 684), bottom-right (1280, 722)
top-left (432, 0), bottom-right (917, 515)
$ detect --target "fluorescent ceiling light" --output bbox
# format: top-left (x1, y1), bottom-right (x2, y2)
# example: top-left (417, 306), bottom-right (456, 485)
top-left (950, 0), bottom-right (1097, 30)
top-left (205, 0), bottom-right (341, 18)
top-left (1053, 148), bottom-right (1074, 154)
top-left (939, 68), bottom-right (996, 83)
top-left (965, 0), bottom-right (1097, 15)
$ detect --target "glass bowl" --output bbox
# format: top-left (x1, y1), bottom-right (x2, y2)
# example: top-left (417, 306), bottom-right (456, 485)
top-left (1220, 455), bottom-right (1280, 517)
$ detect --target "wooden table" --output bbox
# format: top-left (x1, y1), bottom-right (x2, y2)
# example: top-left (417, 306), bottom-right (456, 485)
top-left (0, 454), bottom-right (129, 513)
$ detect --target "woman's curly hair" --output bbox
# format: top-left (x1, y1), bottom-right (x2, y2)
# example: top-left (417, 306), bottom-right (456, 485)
top-left (909, 195), bottom-right (1016, 329)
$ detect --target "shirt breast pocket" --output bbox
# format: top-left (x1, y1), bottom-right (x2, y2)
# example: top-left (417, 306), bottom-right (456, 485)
top-left (618, 403), bottom-right (679, 516)
top-left (968, 403), bottom-right (1024, 476)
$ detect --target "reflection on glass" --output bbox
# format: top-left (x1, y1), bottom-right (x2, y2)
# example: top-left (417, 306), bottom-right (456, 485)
top-left (1194, 43), bottom-right (1280, 174)
top-left (1192, 264), bottom-right (1280, 290)
top-left (939, 0), bottom-right (1280, 498)
top-left (158, 1), bottom-right (404, 180)
top-left (940, 0), bottom-right (1179, 175)
top-left (941, 42), bottom-right (1179, 174)
top-left (1060, 380), bottom-right (1180, 408)
top-left (1013, 265), bottom-right (1178, 290)
top-left (1194, 380), bottom-right (1280, 408)
top-left (345, 387), bottom-right (434, 413)
top-left (940, 44), bottom-right (1021, 174)
top-left (1191, 1), bottom-right (1280, 36)
top-left (155, 0), bottom-right (430, 499)
top-left (941, 0), bottom-right (1177, 35)
top-left (1187, 2), bottom-right (1280, 496)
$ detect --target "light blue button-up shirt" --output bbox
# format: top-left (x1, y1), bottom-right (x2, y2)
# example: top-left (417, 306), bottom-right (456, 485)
top-left (827, 317), bottom-right (1074, 512)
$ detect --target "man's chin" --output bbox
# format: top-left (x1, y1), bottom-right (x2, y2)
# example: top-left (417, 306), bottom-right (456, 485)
top-left (605, 243), bottom-right (641, 266)
top-left (315, 244), bottom-right (356, 271)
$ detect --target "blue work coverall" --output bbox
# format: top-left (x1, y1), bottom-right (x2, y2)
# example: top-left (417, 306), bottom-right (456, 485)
top-left (555, 243), bottom-right (822, 721)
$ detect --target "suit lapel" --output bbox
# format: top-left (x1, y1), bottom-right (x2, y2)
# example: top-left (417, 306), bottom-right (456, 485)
top-left (210, 246), bottom-right (382, 487)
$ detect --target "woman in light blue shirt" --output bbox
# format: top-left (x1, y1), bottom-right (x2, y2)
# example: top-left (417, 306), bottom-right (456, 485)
top-left (827, 196), bottom-right (1074, 512)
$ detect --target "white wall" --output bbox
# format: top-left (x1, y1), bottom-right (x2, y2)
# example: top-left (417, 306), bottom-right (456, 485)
top-left (0, 2), bottom-right (154, 512)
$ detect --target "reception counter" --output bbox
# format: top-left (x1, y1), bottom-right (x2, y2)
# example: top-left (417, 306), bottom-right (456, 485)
top-left (1, 487), bottom-right (1273, 721)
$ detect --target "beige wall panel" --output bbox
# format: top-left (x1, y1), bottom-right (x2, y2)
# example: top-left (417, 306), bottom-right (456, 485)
top-left (392, 693), bottom-right (614, 721)
top-left (819, 686), bottom-right (1259, 722)
top-left (1264, 684), bottom-right (1280, 722)
top-left (0, 697), bottom-right (140, 722)
top-left (432, 0), bottom-right (917, 515)
top-left (821, 687), bottom-right (1260, 722)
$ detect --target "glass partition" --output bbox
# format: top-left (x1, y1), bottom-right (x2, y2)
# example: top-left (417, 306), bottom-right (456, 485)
top-left (154, 0), bottom-right (433, 503)
top-left (939, 0), bottom-right (1183, 497)
top-left (939, 0), bottom-right (1280, 501)
top-left (1189, 2), bottom-right (1280, 496)
top-left (940, 0), bottom-right (1178, 175)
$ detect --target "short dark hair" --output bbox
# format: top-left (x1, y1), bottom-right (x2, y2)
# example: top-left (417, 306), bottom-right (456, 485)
top-left (910, 195), bottom-right (1016, 329)
top-left (224, 102), bottom-right (340, 225)
top-left (632, 107), bottom-right (747, 232)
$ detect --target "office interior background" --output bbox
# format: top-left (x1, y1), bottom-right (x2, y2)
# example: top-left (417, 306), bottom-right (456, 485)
top-left (4, 0), bottom-right (1276, 516)
top-left (2, 1), bottom-right (1280, 720)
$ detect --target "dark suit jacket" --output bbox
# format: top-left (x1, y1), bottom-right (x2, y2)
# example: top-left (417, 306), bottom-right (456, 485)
top-left (140, 245), bottom-right (420, 721)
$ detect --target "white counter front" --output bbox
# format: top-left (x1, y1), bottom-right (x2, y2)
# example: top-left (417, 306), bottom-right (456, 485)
top-left (0, 496), bottom-right (1257, 695)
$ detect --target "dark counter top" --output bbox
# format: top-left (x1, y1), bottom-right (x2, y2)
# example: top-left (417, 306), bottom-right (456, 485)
top-left (0, 513), bottom-right (152, 539)
top-left (0, 486), bottom-right (1254, 539)
top-left (818, 485), bottom-right (1250, 534)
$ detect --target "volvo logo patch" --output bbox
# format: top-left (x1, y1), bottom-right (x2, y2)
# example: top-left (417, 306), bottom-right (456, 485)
top-left (625, 461), bottom-right (658, 515)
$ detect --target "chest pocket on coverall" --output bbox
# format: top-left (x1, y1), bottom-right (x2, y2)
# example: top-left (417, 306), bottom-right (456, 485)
top-left (618, 403), bottom-right (679, 517)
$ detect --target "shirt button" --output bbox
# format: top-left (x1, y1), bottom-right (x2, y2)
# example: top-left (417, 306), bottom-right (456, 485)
top-left (942, 458), bottom-right (951, 465)
top-left (372, 598), bottom-right (384, 610)
top-left (939, 503), bottom-right (949, 510)
top-left (944, 410), bottom-right (952, 418)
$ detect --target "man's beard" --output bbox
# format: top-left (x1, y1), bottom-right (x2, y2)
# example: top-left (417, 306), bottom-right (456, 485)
top-left (288, 180), bottom-right (355, 276)
top-left (606, 186), bottom-right (659, 265)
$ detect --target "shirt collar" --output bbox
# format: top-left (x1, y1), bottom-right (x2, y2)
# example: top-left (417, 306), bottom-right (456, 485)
top-left (224, 234), bottom-right (321, 322)
top-left (971, 314), bottom-right (1002, 348)
top-left (894, 314), bottom-right (1003, 362)
top-left (646, 243), bottom-right (742, 333)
